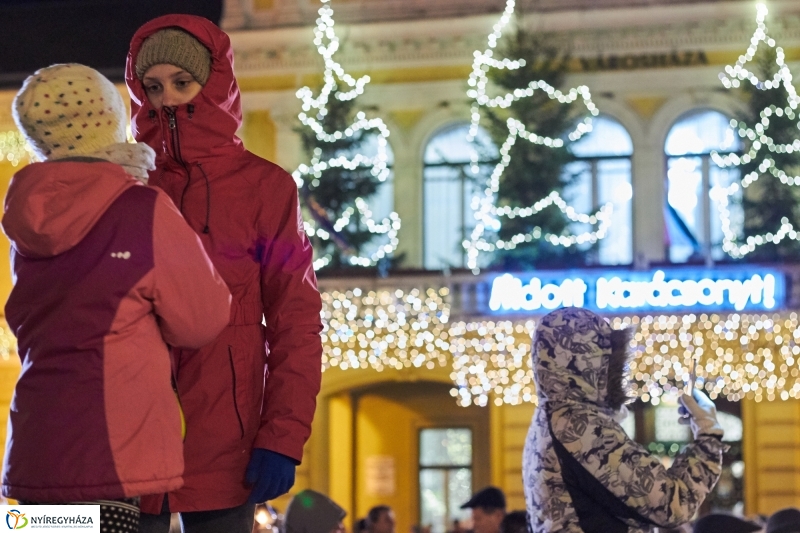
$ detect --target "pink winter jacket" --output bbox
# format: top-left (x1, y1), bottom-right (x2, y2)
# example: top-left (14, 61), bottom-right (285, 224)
top-left (1, 160), bottom-right (231, 502)
top-left (127, 15), bottom-right (324, 513)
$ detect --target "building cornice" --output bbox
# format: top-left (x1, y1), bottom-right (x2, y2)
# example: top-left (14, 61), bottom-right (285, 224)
top-left (229, 1), bottom-right (800, 80)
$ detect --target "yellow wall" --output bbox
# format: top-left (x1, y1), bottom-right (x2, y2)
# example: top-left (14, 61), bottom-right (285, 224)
top-left (490, 402), bottom-right (536, 511)
top-left (242, 110), bottom-right (277, 163)
top-left (290, 369), bottom-right (542, 530)
top-left (743, 398), bottom-right (800, 515)
top-left (0, 161), bottom-right (16, 304)
top-left (0, 160), bottom-right (22, 474)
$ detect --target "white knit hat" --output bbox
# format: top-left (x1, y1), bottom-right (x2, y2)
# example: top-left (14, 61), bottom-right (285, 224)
top-left (13, 63), bottom-right (127, 161)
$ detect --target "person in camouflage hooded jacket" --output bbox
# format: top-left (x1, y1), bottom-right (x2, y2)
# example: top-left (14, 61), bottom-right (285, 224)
top-left (522, 307), bottom-right (726, 533)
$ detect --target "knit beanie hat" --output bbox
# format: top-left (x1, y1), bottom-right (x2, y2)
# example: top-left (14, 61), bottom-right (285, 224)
top-left (13, 63), bottom-right (128, 161)
top-left (284, 490), bottom-right (346, 533)
top-left (135, 28), bottom-right (212, 85)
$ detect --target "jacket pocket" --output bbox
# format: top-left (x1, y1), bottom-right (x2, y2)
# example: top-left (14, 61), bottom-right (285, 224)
top-left (228, 345), bottom-right (245, 439)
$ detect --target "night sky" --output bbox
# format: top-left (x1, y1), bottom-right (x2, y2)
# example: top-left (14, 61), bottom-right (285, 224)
top-left (0, 0), bottom-right (223, 88)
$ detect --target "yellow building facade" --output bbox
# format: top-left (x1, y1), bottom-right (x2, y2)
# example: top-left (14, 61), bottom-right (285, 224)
top-left (0, 0), bottom-right (800, 529)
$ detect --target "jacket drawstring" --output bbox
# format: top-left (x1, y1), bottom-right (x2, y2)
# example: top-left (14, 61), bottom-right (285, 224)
top-left (197, 163), bottom-right (211, 234)
top-left (159, 106), bottom-right (211, 234)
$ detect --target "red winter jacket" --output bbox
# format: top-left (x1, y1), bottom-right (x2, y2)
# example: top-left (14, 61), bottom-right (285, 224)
top-left (126, 15), bottom-right (324, 513)
top-left (1, 160), bottom-right (231, 502)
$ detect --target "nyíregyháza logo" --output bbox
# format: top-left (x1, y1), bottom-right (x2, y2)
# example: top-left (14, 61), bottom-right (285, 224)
top-left (6, 510), bottom-right (27, 530)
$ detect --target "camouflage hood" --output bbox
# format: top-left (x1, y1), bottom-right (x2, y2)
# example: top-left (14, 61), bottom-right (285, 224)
top-left (532, 307), bottom-right (632, 411)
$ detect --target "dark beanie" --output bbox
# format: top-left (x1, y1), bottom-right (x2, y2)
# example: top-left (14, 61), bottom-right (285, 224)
top-left (767, 508), bottom-right (800, 533)
top-left (693, 513), bottom-right (761, 533)
top-left (284, 490), bottom-right (346, 533)
top-left (135, 28), bottom-right (212, 85)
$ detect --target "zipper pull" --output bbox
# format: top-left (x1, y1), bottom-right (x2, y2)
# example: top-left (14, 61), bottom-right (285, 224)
top-left (165, 108), bottom-right (177, 130)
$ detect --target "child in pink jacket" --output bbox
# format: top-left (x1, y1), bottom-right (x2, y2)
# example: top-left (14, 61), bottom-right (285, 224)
top-left (2, 63), bottom-right (231, 532)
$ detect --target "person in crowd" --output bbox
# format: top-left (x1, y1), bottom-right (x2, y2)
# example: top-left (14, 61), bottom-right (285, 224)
top-left (125, 14), bottom-right (324, 533)
top-left (499, 511), bottom-right (529, 533)
top-left (461, 486), bottom-right (507, 533)
top-left (367, 506), bottom-right (396, 533)
top-left (766, 508), bottom-right (800, 533)
top-left (692, 513), bottom-right (761, 533)
top-left (523, 307), bottom-right (727, 533)
top-left (1, 63), bottom-right (231, 532)
top-left (354, 518), bottom-right (368, 533)
top-left (284, 490), bottom-right (347, 533)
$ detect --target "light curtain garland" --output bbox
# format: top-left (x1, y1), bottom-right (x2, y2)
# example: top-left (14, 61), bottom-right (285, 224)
top-left (711, 3), bottom-right (800, 258)
top-left (464, 0), bottom-right (609, 271)
top-left (318, 285), bottom-right (800, 407)
top-left (0, 132), bottom-right (34, 167)
top-left (293, 0), bottom-right (400, 270)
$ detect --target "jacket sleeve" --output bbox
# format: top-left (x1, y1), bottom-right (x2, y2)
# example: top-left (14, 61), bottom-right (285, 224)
top-left (254, 174), bottom-right (323, 463)
top-left (553, 406), bottom-right (725, 528)
top-left (151, 188), bottom-right (231, 348)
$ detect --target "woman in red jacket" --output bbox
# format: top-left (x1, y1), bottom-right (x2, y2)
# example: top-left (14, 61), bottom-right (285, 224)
top-left (126, 15), bottom-right (324, 533)
top-left (2, 63), bottom-right (232, 532)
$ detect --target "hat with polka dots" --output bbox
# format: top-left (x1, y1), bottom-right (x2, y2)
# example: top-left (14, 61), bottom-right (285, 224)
top-left (13, 63), bottom-right (127, 161)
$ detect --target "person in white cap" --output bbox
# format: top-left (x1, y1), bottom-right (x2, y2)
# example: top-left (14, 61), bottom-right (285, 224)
top-left (2, 63), bottom-right (231, 532)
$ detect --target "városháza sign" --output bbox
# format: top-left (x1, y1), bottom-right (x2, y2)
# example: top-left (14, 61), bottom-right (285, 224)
top-left (488, 268), bottom-right (784, 314)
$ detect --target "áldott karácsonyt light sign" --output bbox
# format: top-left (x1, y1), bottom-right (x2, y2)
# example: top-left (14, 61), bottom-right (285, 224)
top-left (488, 268), bottom-right (784, 314)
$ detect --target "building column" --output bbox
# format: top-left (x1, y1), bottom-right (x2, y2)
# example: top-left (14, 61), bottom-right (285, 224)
top-left (743, 398), bottom-right (800, 515)
top-left (329, 392), bottom-right (355, 530)
top-left (392, 145), bottom-right (424, 268)
top-left (631, 142), bottom-right (666, 265)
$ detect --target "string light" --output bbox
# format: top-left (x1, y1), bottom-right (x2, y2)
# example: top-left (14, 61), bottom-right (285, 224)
top-left (320, 286), bottom-right (452, 372)
top-left (450, 312), bottom-right (800, 407)
top-left (315, 280), bottom-right (800, 408)
top-left (464, 0), bottom-right (608, 271)
top-left (1, 288), bottom-right (797, 407)
top-left (712, 3), bottom-right (800, 257)
top-left (0, 132), bottom-right (34, 167)
top-left (292, 0), bottom-right (400, 269)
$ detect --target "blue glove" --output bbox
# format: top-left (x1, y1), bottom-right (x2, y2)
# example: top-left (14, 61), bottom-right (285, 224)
top-left (246, 448), bottom-right (296, 504)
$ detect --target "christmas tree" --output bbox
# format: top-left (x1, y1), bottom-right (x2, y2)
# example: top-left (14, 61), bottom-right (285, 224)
top-left (465, 0), bottom-right (608, 271)
top-left (713, 3), bottom-right (800, 260)
top-left (293, 0), bottom-right (400, 271)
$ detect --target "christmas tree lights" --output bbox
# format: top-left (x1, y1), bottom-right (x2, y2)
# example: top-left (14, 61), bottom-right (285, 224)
top-left (464, 0), bottom-right (608, 270)
top-left (712, 3), bottom-right (800, 258)
top-left (0, 131), bottom-right (34, 167)
top-left (293, 0), bottom-right (400, 269)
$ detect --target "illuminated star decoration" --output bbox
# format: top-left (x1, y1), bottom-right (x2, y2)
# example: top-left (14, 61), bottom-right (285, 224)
top-left (292, 0), bottom-right (401, 270)
top-left (711, 3), bottom-right (800, 258)
top-left (464, 0), bottom-right (610, 271)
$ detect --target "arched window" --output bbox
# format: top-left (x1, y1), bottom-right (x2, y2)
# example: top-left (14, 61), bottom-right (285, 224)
top-left (665, 110), bottom-right (742, 263)
top-left (564, 115), bottom-right (634, 265)
top-left (423, 124), bottom-right (497, 270)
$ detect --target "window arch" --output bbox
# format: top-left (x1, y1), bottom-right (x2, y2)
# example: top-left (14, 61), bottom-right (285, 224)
top-left (564, 114), bottom-right (634, 265)
top-left (422, 123), bottom-right (498, 270)
top-left (665, 109), bottom-right (742, 263)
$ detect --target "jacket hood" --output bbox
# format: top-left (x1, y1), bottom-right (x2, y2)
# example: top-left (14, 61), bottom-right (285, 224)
top-left (3, 161), bottom-right (138, 259)
top-left (125, 15), bottom-right (244, 164)
top-left (284, 490), bottom-right (346, 533)
top-left (532, 307), bottom-right (633, 411)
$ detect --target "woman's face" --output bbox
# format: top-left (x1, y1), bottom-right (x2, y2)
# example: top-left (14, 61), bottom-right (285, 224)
top-left (142, 63), bottom-right (203, 110)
